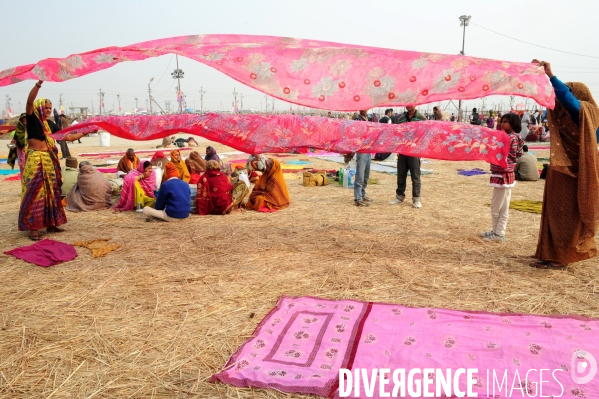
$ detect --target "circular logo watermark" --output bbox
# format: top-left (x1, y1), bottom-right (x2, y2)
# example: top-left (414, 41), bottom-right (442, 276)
top-left (571, 350), bottom-right (597, 385)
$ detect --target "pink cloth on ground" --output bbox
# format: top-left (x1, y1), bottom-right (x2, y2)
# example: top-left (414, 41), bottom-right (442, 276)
top-left (4, 238), bottom-right (77, 267)
top-left (211, 295), bottom-right (599, 399)
top-left (96, 167), bottom-right (117, 173)
top-left (3, 174), bottom-right (21, 181)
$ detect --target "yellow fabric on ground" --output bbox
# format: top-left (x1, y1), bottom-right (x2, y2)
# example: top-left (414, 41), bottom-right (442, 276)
top-left (72, 238), bottom-right (122, 258)
top-left (510, 200), bottom-right (542, 214)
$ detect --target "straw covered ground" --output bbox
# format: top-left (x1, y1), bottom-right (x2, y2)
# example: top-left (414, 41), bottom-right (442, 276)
top-left (0, 136), bottom-right (597, 398)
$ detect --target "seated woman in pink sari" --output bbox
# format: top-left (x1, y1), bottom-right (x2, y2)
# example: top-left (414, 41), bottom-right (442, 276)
top-left (113, 161), bottom-right (156, 211)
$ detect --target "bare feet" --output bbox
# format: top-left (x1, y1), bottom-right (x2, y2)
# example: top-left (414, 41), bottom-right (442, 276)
top-left (28, 230), bottom-right (41, 241)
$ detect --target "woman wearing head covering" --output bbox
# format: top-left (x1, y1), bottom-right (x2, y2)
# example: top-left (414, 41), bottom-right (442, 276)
top-left (196, 160), bottom-right (235, 215)
top-left (150, 151), bottom-right (168, 167)
top-left (163, 149), bottom-right (190, 183)
top-left (245, 155), bottom-right (290, 212)
top-left (18, 80), bottom-right (87, 240)
top-left (186, 151), bottom-right (206, 184)
top-left (204, 146), bottom-right (221, 163)
top-left (113, 161), bottom-right (156, 211)
top-left (66, 162), bottom-right (112, 212)
top-left (531, 60), bottom-right (599, 269)
top-left (7, 113), bottom-right (27, 175)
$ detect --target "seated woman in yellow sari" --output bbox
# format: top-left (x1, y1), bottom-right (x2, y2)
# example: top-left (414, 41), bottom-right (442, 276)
top-left (245, 155), bottom-right (290, 212)
top-left (113, 161), bottom-right (156, 211)
top-left (18, 80), bottom-right (88, 240)
top-left (163, 149), bottom-right (190, 183)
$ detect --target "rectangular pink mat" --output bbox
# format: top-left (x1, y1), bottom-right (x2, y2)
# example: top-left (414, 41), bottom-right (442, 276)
top-left (211, 296), bottom-right (598, 398)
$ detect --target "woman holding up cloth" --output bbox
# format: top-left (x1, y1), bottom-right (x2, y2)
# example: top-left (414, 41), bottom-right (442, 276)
top-left (18, 80), bottom-right (88, 241)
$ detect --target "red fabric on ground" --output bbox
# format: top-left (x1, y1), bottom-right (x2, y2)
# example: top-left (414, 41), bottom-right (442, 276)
top-left (4, 239), bottom-right (77, 267)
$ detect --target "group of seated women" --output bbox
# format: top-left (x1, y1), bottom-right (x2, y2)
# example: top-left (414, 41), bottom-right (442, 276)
top-left (112, 146), bottom-right (291, 217)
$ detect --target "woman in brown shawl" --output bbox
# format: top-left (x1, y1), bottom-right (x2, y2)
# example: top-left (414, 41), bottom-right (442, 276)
top-left (66, 162), bottom-right (112, 212)
top-left (245, 155), bottom-right (290, 212)
top-left (531, 60), bottom-right (599, 269)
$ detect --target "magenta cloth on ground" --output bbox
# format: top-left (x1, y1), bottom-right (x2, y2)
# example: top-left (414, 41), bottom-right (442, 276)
top-left (96, 167), bottom-right (117, 173)
top-left (57, 115), bottom-right (511, 168)
top-left (211, 296), bottom-right (598, 399)
top-left (0, 34), bottom-right (554, 110)
top-left (4, 238), bottom-right (77, 267)
top-left (78, 148), bottom-right (191, 157)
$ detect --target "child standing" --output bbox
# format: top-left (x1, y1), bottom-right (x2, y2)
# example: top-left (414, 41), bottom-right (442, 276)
top-left (480, 113), bottom-right (524, 242)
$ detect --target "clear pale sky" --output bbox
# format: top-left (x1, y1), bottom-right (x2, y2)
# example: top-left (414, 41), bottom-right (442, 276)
top-left (1, 0), bottom-right (598, 115)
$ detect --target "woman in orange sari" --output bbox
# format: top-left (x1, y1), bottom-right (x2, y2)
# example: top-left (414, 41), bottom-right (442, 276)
top-left (18, 80), bottom-right (88, 240)
top-left (245, 155), bottom-right (290, 212)
top-left (163, 149), bottom-right (190, 183)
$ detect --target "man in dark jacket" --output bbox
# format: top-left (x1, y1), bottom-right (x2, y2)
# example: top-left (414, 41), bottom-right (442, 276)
top-left (390, 106), bottom-right (426, 208)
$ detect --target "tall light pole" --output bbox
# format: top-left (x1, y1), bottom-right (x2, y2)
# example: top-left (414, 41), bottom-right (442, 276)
top-left (148, 78), bottom-right (154, 114)
top-left (240, 93), bottom-right (244, 112)
top-left (98, 89), bottom-right (105, 116)
top-left (171, 55), bottom-right (185, 113)
top-left (117, 94), bottom-right (121, 115)
top-left (264, 94), bottom-right (269, 113)
top-left (134, 97), bottom-right (138, 113)
top-left (232, 88), bottom-right (238, 111)
top-left (457, 15), bottom-right (471, 122)
top-left (199, 87), bottom-right (206, 114)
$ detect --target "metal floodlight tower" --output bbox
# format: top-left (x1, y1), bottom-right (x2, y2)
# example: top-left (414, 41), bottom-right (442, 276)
top-left (171, 55), bottom-right (185, 113)
top-left (457, 15), bottom-right (471, 122)
top-left (148, 78), bottom-right (154, 114)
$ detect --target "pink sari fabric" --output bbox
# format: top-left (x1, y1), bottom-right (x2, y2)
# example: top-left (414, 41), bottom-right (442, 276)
top-left (211, 296), bottom-right (598, 399)
top-left (4, 239), bottom-right (77, 267)
top-left (58, 115), bottom-right (512, 168)
top-left (0, 34), bottom-right (554, 110)
top-left (113, 162), bottom-right (156, 211)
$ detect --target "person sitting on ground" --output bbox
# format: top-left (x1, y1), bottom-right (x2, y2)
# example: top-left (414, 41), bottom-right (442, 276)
top-left (113, 161), bottom-right (156, 211)
top-left (163, 149), bottom-right (190, 183)
top-left (540, 124), bottom-right (550, 142)
top-left (143, 162), bottom-right (190, 222)
top-left (61, 156), bottom-right (79, 198)
top-left (150, 151), bottom-right (168, 168)
top-left (116, 148), bottom-right (140, 178)
top-left (157, 136), bottom-right (175, 148)
top-left (66, 161), bottom-right (112, 212)
top-left (174, 136), bottom-right (199, 147)
top-left (514, 145), bottom-right (539, 181)
top-left (197, 160), bottom-right (234, 215)
top-left (186, 151), bottom-right (206, 184)
top-left (245, 155), bottom-right (290, 212)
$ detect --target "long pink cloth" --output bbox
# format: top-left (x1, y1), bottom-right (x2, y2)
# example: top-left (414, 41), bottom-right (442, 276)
top-left (4, 239), bottom-right (77, 267)
top-left (0, 34), bottom-right (554, 110)
top-left (211, 296), bottom-right (598, 399)
top-left (57, 115), bottom-right (511, 168)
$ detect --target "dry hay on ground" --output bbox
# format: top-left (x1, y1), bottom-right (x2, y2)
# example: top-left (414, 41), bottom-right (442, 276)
top-left (0, 142), bottom-right (597, 398)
